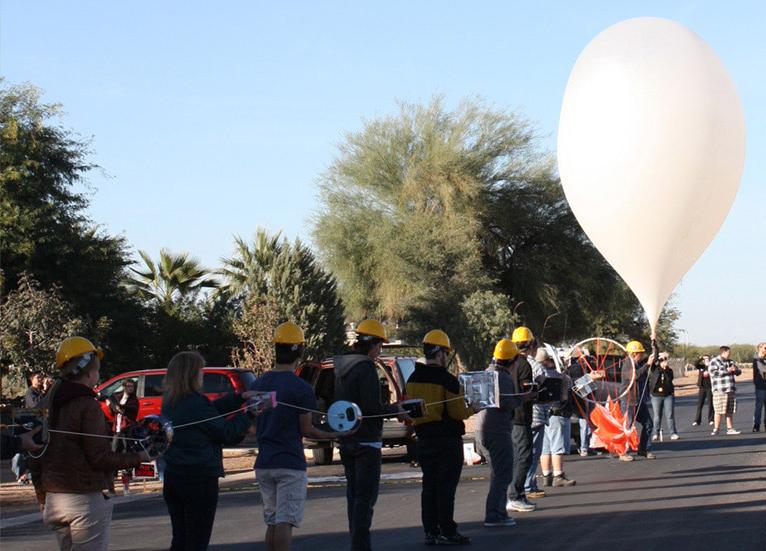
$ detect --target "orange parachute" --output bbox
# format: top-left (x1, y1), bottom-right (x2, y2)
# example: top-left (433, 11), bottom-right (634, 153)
top-left (589, 398), bottom-right (638, 456)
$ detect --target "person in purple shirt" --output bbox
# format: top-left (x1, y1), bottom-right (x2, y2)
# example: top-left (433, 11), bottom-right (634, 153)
top-left (251, 322), bottom-right (345, 551)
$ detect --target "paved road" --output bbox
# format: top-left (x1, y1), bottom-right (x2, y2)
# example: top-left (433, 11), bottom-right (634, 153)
top-left (3, 388), bottom-right (765, 551)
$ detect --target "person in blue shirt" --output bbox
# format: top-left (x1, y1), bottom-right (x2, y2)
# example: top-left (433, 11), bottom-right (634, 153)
top-left (252, 322), bottom-right (345, 551)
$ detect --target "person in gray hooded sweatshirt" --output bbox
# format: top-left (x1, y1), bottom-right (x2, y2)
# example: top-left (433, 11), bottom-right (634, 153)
top-left (334, 320), bottom-right (407, 551)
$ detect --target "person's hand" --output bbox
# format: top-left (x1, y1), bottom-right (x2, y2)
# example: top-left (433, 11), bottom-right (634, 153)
top-left (647, 353), bottom-right (656, 365)
top-left (590, 370), bottom-right (605, 381)
top-left (395, 405), bottom-right (412, 423)
top-left (19, 427), bottom-right (44, 453)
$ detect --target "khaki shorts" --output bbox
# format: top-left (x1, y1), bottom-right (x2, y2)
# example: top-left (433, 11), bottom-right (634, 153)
top-left (256, 468), bottom-right (308, 527)
top-left (713, 392), bottom-right (736, 415)
top-left (43, 491), bottom-right (113, 551)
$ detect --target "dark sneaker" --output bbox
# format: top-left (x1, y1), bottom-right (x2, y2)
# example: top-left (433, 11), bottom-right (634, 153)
top-left (436, 533), bottom-right (471, 545)
top-left (484, 517), bottom-right (516, 527)
top-left (753, 426), bottom-right (759, 432)
top-left (527, 489), bottom-right (546, 499)
top-left (553, 474), bottom-right (576, 487)
top-left (541, 473), bottom-right (553, 487)
top-left (425, 533), bottom-right (438, 545)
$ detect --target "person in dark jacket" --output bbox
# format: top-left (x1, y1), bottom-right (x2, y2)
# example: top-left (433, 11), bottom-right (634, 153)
top-left (506, 327), bottom-right (538, 514)
top-left (406, 329), bottom-right (473, 545)
top-left (30, 337), bottom-right (147, 550)
top-left (25, 371), bottom-right (46, 408)
top-left (334, 319), bottom-right (407, 551)
top-left (753, 342), bottom-right (766, 432)
top-left (649, 353), bottom-right (678, 441)
top-left (475, 338), bottom-right (522, 528)
top-left (618, 340), bottom-right (657, 461)
top-left (161, 351), bottom-right (255, 551)
top-left (13, 371), bottom-right (48, 484)
top-left (693, 355), bottom-right (714, 426)
top-left (1, 426), bottom-right (43, 460)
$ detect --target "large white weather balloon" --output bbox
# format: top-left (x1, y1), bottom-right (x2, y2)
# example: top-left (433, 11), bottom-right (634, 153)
top-left (557, 17), bottom-right (746, 336)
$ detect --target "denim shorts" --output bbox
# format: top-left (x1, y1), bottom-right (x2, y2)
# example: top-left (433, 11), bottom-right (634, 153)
top-left (542, 415), bottom-right (570, 455)
top-left (256, 468), bottom-right (308, 527)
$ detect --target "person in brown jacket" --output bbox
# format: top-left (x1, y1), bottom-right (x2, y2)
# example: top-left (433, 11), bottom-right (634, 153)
top-left (31, 337), bottom-right (148, 551)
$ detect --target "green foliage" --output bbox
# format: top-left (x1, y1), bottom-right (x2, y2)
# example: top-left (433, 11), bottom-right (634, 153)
top-left (0, 80), bottom-right (155, 377)
top-left (221, 229), bottom-right (346, 361)
top-left (675, 343), bottom-right (758, 364)
top-left (230, 295), bottom-right (281, 375)
top-left (126, 249), bottom-right (218, 312)
top-left (0, 274), bottom-right (86, 391)
top-left (314, 97), bottom-right (676, 357)
top-left (455, 290), bottom-right (514, 370)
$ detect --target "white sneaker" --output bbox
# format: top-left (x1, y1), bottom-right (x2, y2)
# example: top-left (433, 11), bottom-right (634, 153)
top-left (670, 433), bottom-right (680, 440)
top-left (710, 429), bottom-right (719, 436)
top-left (651, 434), bottom-right (658, 442)
top-left (691, 422), bottom-right (699, 426)
top-left (708, 421), bottom-right (714, 426)
top-left (726, 428), bottom-right (741, 435)
top-left (507, 498), bottom-right (536, 512)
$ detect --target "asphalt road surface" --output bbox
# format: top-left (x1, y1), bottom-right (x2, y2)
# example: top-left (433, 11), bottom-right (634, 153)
top-left (3, 388), bottom-right (765, 551)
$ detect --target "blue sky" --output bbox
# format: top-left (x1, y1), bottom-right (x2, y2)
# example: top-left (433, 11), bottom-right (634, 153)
top-left (2, 1), bottom-right (763, 345)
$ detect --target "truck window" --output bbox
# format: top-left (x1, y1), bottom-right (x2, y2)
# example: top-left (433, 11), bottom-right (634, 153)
top-left (143, 374), bottom-right (165, 397)
top-left (202, 373), bottom-right (234, 394)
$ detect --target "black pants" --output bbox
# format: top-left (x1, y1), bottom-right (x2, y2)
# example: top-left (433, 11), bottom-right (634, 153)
top-left (694, 386), bottom-right (714, 424)
top-left (510, 425), bottom-right (532, 500)
top-left (417, 436), bottom-right (464, 536)
top-left (340, 442), bottom-right (382, 551)
top-left (163, 472), bottom-right (219, 551)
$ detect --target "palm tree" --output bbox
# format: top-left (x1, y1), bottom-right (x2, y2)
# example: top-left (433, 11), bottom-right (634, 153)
top-left (126, 249), bottom-right (217, 309)
top-left (219, 229), bottom-right (283, 297)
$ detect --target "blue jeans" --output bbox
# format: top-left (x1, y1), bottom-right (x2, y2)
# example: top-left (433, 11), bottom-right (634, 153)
top-left (524, 426), bottom-right (545, 492)
top-left (622, 400), bottom-right (653, 453)
top-left (754, 389), bottom-right (766, 428)
top-left (340, 443), bottom-right (382, 551)
top-left (475, 431), bottom-right (514, 523)
top-left (651, 395), bottom-right (677, 437)
top-left (578, 417), bottom-right (591, 453)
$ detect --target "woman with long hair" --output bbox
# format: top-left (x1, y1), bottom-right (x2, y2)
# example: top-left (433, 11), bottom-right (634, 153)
top-left (161, 351), bottom-right (255, 551)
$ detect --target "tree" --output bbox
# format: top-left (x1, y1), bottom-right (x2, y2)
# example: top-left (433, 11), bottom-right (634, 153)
top-left (0, 274), bottom-right (87, 392)
top-left (221, 229), bottom-right (346, 360)
top-left (314, 97), bottom-right (676, 353)
top-left (456, 290), bottom-right (514, 370)
top-left (230, 295), bottom-right (281, 375)
top-left (126, 249), bottom-right (217, 311)
top-left (0, 80), bottom-right (152, 376)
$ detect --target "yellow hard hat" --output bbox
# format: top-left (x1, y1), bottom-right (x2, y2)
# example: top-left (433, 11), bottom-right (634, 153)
top-left (274, 321), bottom-right (305, 345)
top-left (493, 338), bottom-right (519, 361)
top-left (356, 319), bottom-right (388, 342)
top-left (423, 329), bottom-right (451, 350)
top-left (511, 326), bottom-right (534, 344)
top-left (626, 340), bottom-right (645, 354)
top-left (56, 337), bottom-right (103, 369)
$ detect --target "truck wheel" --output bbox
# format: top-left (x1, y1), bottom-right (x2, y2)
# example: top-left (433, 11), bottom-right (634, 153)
top-left (312, 445), bottom-right (333, 465)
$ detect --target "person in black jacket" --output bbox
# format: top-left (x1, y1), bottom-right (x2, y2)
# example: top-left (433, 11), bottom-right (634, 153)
top-left (1, 427), bottom-right (43, 460)
top-left (334, 320), bottom-right (407, 551)
top-left (406, 329), bottom-right (473, 545)
top-left (161, 351), bottom-right (256, 551)
top-left (506, 327), bottom-right (538, 514)
top-left (753, 343), bottom-right (766, 432)
top-left (693, 355), bottom-right (714, 426)
top-left (649, 353), bottom-right (678, 441)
